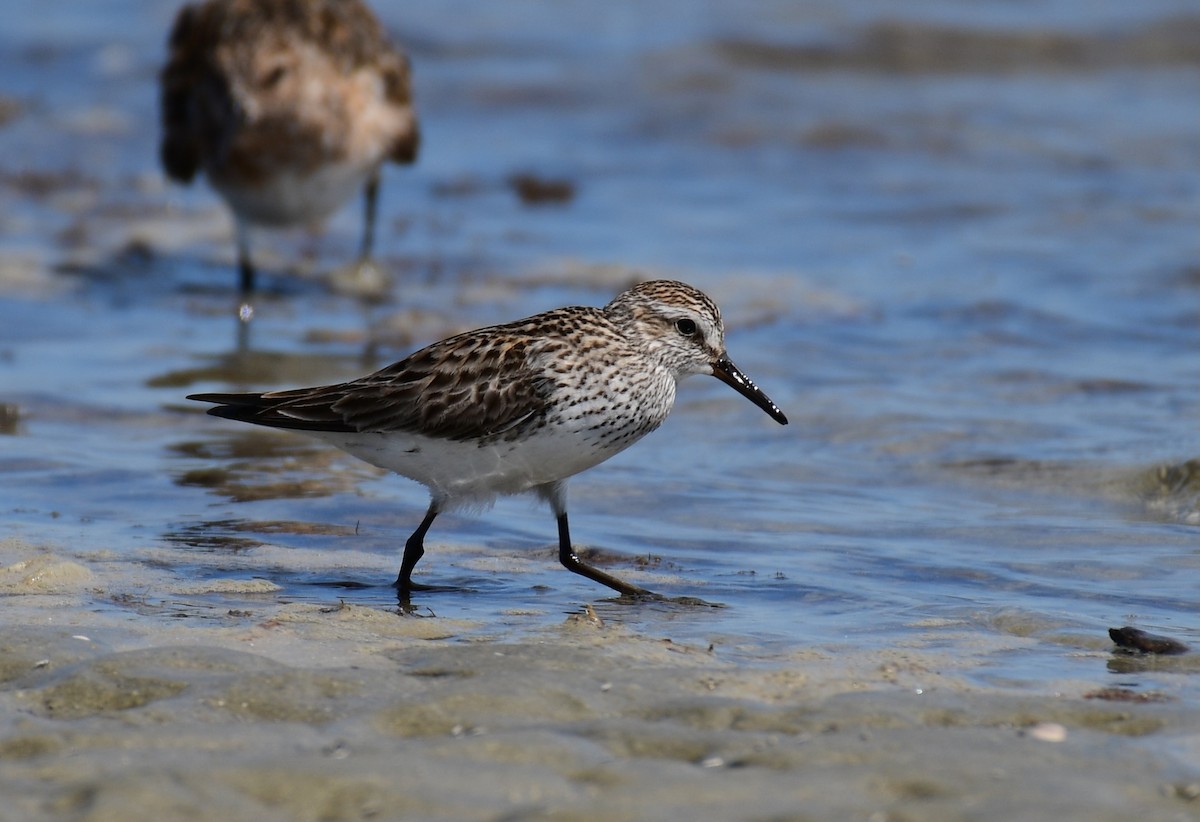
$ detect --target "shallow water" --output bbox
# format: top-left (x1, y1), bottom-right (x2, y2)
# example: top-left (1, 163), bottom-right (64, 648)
top-left (1, 0), bottom-right (1199, 800)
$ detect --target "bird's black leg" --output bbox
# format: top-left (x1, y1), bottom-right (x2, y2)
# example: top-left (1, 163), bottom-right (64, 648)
top-left (238, 253), bottom-right (255, 295)
top-left (394, 504), bottom-right (438, 594)
top-left (236, 223), bottom-right (256, 295)
top-left (556, 512), bottom-right (659, 599)
top-left (360, 173), bottom-right (380, 261)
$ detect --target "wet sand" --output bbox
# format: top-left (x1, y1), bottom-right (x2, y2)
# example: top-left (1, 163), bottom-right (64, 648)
top-left (2, 537), bottom-right (1197, 822)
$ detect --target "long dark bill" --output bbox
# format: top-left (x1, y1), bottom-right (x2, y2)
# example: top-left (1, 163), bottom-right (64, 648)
top-left (711, 357), bottom-right (788, 425)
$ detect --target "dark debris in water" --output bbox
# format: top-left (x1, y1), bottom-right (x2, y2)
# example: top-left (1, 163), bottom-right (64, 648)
top-left (0, 166), bottom-right (98, 198)
top-left (161, 521), bottom-right (262, 553)
top-left (716, 18), bottom-right (1200, 75)
top-left (1083, 687), bottom-right (1175, 704)
top-left (162, 517), bottom-right (355, 551)
top-left (249, 519), bottom-right (357, 537)
top-left (0, 403), bottom-right (22, 435)
top-left (508, 173), bottom-right (576, 206)
top-left (0, 95), bottom-right (22, 127)
top-left (633, 552), bottom-right (678, 571)
top-left (1109, 626), bottom-right (1190, 656)
top-left (1154, 458), bottom-right (1200, 495)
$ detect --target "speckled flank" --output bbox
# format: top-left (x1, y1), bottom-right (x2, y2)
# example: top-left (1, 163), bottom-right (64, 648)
top-left (189, 280), bottom-right (787, 593)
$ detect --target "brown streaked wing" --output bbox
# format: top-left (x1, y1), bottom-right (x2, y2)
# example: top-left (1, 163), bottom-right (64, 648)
top-left (264, 325), bottom-right (552, 441)
top-left (187, 389), bottom-right (355, 432)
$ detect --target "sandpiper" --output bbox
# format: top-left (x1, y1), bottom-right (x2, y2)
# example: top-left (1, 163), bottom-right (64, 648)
top-left (188, 280), bottom-right (788, 599)
top-left (159, 0), bottom-right (420, 294)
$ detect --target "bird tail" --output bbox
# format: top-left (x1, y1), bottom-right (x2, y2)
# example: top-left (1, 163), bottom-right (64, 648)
top-left (187, 391), bottom-right (356, 433)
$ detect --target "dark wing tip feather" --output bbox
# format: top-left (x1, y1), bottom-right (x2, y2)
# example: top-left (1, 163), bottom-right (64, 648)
top-left (187, 392), bottom-right (267, 405)
top-left (187, 392), bottom-right (356, 433)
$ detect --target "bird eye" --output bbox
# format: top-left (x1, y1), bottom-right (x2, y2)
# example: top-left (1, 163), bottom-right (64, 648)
top-left (674, 318), bottom-right (697, 337)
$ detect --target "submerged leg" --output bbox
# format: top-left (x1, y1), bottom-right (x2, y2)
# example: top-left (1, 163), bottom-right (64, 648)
top-left (359, 173), bottom-right (380, 261)
top-left (236, 221), bottom-right (255, 294)
top-left (549, 496), bottom-right (662, 600)
top-left (238, 253), bottom-right (254, 295)
top-left (394, 503), bottom-right (438, 593)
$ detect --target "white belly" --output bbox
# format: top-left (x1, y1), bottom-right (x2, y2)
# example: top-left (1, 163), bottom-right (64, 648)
top-left (212, 159), bottom-right (378, 228)
top-left (310, 423), bottom-right (647, 508)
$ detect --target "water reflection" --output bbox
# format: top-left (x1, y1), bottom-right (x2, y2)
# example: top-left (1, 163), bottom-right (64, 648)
top-left (170, 429), bottom-right (375, 503)
top-left (161, 519), bottom-right (263, 553)
top-left (150, 348), bottom-right (365, 393)
top-left (1108, 653), bottom-right (1200, 676)
top-left (162, 517), bottom-right (358, 552)
top-left (714, 19), bottom-right (1200, 75)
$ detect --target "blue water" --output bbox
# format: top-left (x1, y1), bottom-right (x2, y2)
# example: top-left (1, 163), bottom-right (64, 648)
top-left (1, 1), bottom-right (1198, 697)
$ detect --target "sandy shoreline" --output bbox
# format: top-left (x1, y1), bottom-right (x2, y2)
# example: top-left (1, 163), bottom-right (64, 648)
top-left (1, 537), bottom-right (1196, 822)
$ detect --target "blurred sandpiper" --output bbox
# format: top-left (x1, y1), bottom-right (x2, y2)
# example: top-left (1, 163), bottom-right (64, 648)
top-left (159, 0), bottom-right (419, 295)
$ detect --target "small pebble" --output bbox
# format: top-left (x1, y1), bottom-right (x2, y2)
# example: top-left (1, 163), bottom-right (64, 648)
top-left (1026, 722), bottom-right (1067, 743)
top-left (1109, 626), bottom-right (1189, 655)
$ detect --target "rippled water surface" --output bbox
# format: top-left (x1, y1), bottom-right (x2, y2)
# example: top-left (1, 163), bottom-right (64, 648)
top-left (1, 1), bottom-right (1198, 698)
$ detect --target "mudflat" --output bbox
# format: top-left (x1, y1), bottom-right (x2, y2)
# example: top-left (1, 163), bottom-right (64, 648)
top-left (2, 537), bottom-right (1196, 822)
